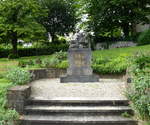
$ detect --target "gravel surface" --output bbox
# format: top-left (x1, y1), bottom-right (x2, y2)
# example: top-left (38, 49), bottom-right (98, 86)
top-left (30, 79), bottom-right (127, 100)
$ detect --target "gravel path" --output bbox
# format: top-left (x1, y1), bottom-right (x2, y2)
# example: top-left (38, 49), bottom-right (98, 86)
top-left (30, 79), bottom-right (127, 100)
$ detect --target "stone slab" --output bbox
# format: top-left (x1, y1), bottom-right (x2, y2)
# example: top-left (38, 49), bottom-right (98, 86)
top-left (60, 75), bottom-right (99, 83)
top-left (30, 79), bottom-right (126, 100)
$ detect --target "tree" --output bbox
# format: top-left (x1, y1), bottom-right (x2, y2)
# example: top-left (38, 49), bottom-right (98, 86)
top-left (39, 0), bottom-right (77, 42)
top-left (84, 0), bottom-right (150, 38)
top-left (0, 0), bottom-right (47, 58)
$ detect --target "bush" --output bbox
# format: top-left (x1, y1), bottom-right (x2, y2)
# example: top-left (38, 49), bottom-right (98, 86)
top-left (92, 54), bottom-right (128, 74)
top-left (8, 54), bottom-right (20, 59)
top-left (41, 57), bottom-right (60, 68)
top-left (5, 67), bottom-right (32, 85)
top-left (126, 53), bottom-right (150, 120)
top-left (18, 60), bottom-right (34, 68)
top-left (54, 51), bottom-right (67, 60)
top-left (0, 79), bottom-right (19, 125)
top-left (0, 43), bottom-right (69, 58)
top-left (56, 60), bottom-right (68, 69)
top-left (138, 29), bottom-right (150, 45)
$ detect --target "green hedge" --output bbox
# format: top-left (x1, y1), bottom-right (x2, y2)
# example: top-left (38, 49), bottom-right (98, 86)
top-left (0, 44), bottom-right (69, 58)
top-left (138, 29), bottom-right (150, 45)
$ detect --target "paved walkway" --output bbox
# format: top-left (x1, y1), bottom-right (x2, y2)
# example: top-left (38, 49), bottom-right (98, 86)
top-left (30, 79), bottom-right (127, 100)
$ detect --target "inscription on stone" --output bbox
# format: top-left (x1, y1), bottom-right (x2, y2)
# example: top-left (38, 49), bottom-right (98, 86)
top-left (73, 53), bottom-right (85, 67)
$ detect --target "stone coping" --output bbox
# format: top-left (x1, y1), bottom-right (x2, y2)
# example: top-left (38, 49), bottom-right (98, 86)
top-left (29, 68), bottom-right (126, 80)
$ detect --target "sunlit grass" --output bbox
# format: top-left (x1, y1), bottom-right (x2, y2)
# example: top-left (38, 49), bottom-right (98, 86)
top-left (93, 45), bottom-right (150, 58)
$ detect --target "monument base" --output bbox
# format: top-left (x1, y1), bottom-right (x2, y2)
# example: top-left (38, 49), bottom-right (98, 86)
top-left (60, 75), bottom-right (99, 83)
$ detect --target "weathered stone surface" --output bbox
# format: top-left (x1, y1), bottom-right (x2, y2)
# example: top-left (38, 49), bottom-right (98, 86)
top-left (21, 115), bottom-right (137, 125)
top-left (30, 69), bottom-right (47, 80)
top-left (96, 41), bottom-right (137, 50)
top-left (7, 85), bottom-right (31, 114)
top-left (60, 48), bottom-right (99, 83)
top-left (61, 75), bottom-right (99, 83)
top-left (29, 68), bottom-right (66, 80)
top-left (46, 68), bottom-right (66, 79)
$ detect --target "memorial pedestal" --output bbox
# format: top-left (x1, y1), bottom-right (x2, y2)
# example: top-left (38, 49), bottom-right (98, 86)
top-left (60, 48), bottom-right (99, 83)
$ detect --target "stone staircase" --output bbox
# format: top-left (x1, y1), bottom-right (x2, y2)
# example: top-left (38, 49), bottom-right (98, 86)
top-left (20, 98), bottom-right (138, 125)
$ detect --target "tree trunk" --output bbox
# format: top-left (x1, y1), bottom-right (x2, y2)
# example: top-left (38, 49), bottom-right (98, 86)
top-left (131, 23), bottom-right (137, 36)
top-left (122, 23), bottom-right (129, 38)
top-left (11, 32), bottom-right (18, 56)
top-left (51, 33), bottom-right (56, 43)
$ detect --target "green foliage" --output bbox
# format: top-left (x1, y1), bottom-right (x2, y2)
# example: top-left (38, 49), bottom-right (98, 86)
top-left (5, 67), bottom-right (32, 85)
top-left (18, 60), bottom-right (34, 68)
top-left (92, 54), bottom-right (128, 74)
top-left (121, 112), bottom-right (132, 118)
top-left (8, 54), bottom-right (20, 59)
top-left (56, 60), bottom-right (69, 69)
top-left (83, 0), bottom-right (150, 38)
top-left (126, 53), bottom-right (150, 120)
top-left (0, 43), bottom-right (69, 58)
top-left (138, 29), bottom-right (150, 45)
top-left (0, 79), bottom-right (19, 125)
top-left (0, 0), bottom-right (47, 56)
top-left (41, 57), bottom-right (60, 68)
top-left (54, 51), bottom-right (67, 60)
top-left (39, 0), bottom-right (77, 42)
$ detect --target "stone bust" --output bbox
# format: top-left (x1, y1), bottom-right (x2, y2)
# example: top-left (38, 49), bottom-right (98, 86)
top-left (70, 31), bottom-right (89, 48)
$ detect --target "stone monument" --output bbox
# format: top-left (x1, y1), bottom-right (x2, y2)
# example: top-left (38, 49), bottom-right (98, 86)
top-left (60, 31), bottom-right (99, 83)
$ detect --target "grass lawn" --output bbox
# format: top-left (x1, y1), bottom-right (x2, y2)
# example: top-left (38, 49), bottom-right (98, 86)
top-left (93, 44), bottom-right (150, 58)
top-left (0, 44), bottom-right (149, 75)
top-left (0, 55), bottom-right (53, 75)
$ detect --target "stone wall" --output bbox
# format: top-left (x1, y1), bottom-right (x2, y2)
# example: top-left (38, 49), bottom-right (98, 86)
top-left (7, 85), bottom-right (31, 114)
top-left (96, 41), bottom-right (137, 50)
top-left (29, 68), bottom-right (126, 80)
top-left (30, 68), bottom-right (67, 81)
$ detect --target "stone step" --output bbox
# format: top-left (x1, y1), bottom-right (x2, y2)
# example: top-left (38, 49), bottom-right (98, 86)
top-left (24, 105), bottom-right (133, 116)
top-left (20, 115), bottom-right (138, 125)
top-left (27, 98), bottom-right (129, 106)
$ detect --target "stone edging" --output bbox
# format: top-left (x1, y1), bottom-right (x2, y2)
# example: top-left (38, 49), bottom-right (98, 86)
top-left (7, 68), bottom-right (128, 114)
top-left (7, 85), bottom-right (31, 114)
top-left (29, 68), bottom-right (126, 80)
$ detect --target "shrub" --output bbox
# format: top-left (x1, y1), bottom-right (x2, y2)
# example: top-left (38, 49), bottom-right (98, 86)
top-left (5, 67), bottom-right (32, 85)
top-left (92, 54), bottom-right (128, 74)
top-left (8, 54), bottom-right (20, 59)
top-left (54, 51), bottom-right (67, 60)
top-left (126, 53), bottom-right (150, 120)
top-left (56, 60), bottom-right (68, 69)
top-left (0, 79), bottom-right (19, 125)
top-left (41, 57), bottom-right (60, 68)
top-left (0, 48), bottom-right (10, 58)
top-left (126, 73), bottom-right (150, 120)
top-left (138, 29), bottom-right (150, 45)
top-left (0, 43), bottom-right (69, 58)
top-left (18, 60), bottom-right (34, 68)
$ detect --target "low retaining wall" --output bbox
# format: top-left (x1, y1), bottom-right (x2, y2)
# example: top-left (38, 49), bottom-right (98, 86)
top-left (96, 41), bottom-right (137, 50)
top-left (7, 68), bottom-right (128, 114)
top-left (7, 85), bottom-right (31, 114)
top-left (29, 68), bottom-right (126, 80)
top-left (29, 68), bottom-right (66, 80)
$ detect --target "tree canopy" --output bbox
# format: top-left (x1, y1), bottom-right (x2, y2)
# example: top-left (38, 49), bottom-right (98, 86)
top-left (0, 0), bottom-right (47, 57)
top-left (39, 0), bottom-right (77, 42)
top-left (81, 0), bottom-right (150, 38)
